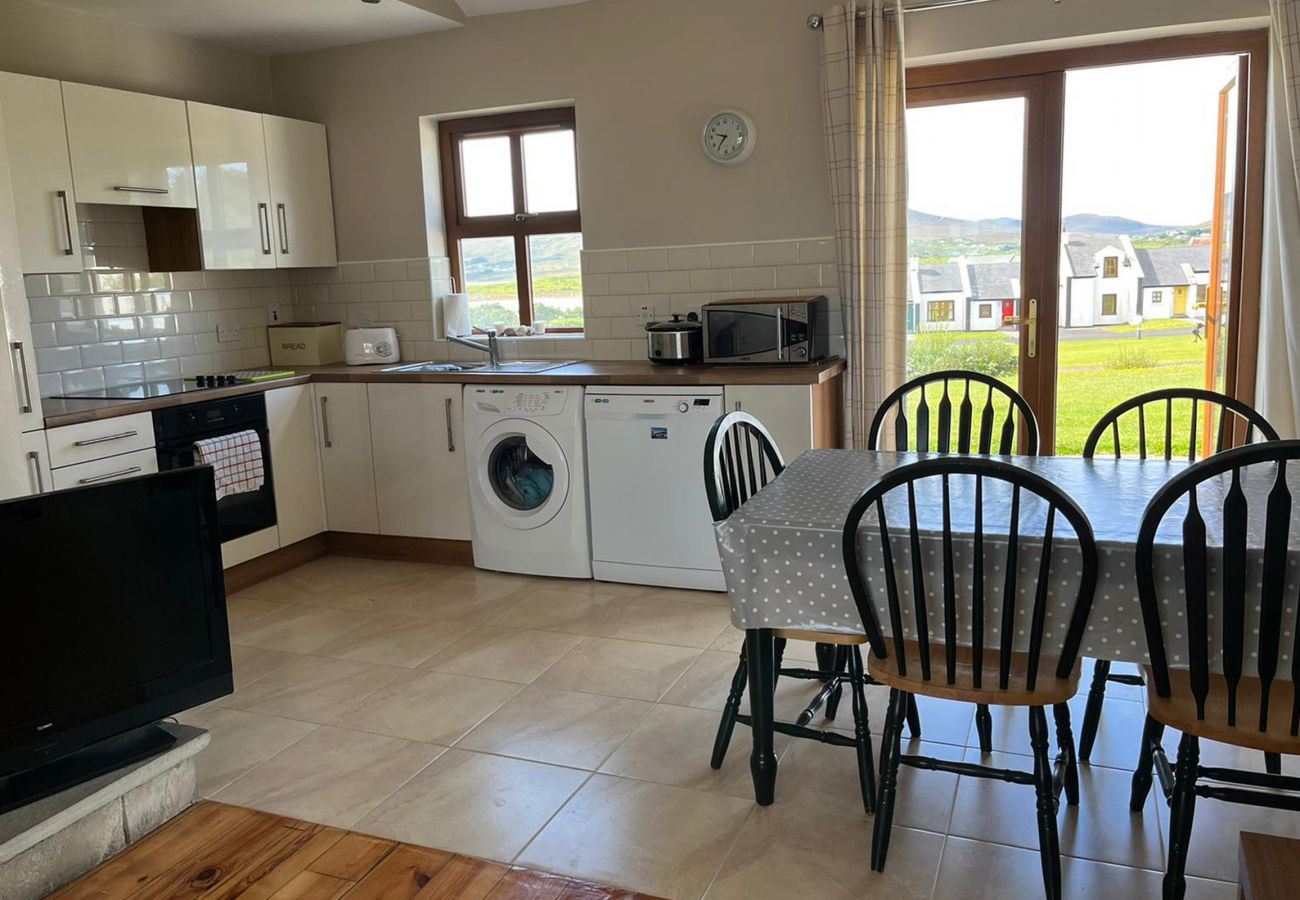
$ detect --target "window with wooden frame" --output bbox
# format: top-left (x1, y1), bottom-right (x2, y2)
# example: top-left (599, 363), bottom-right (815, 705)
top-left (928, 300), bottom-right (956, 322)
top-left (1102, 294), bottom-right (1118, 316)
top-left (1102, 256), bottom-right (1119, 278)
top-left (439, 107), bottom-right (583, 333)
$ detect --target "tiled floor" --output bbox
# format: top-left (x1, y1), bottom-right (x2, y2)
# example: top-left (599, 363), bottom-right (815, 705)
top-left (179, 555), bottom-right (1296, 900)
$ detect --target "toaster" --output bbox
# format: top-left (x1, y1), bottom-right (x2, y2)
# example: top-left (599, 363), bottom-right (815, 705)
top-left (344, 327), bottom-right (401, 366)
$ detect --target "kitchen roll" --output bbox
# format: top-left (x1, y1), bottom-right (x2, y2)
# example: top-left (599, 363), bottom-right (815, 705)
top-left (442, 293), bottom-right (471, 338)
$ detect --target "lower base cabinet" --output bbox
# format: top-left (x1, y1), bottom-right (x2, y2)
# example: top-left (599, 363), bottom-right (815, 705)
top-left (266, 384), bottom-right (326, 545)
top-left (314, 382), bottom-right (380, 534)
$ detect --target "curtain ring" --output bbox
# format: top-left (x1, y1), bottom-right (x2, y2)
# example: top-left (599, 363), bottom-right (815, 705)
top-left (807, 13), bottom-right (824, 30)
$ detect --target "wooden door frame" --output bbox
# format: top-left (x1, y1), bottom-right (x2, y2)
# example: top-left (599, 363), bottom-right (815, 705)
top-left (907, 29), bottom-right (1269, 452)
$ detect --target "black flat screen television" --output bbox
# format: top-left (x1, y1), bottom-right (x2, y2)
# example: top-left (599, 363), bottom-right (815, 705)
top-left (0, 466), bottom-right (232, 810)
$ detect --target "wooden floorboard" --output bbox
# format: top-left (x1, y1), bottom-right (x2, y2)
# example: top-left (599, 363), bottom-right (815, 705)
top-left (56, 802), bottom-right (664, 900)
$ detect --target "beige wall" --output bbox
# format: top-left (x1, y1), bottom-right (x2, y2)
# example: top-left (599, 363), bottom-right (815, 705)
top-left (0, 0), bottom-right (274, 112)
top-left (271, 0), bottom-right (1267, 263)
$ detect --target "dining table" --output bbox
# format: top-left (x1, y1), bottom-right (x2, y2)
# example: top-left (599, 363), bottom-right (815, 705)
top-left (713, 449), bottom-right (1300, 805)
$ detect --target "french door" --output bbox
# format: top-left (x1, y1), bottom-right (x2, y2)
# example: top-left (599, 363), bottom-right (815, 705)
top-left (905, 31), bottom-right (1267, 454)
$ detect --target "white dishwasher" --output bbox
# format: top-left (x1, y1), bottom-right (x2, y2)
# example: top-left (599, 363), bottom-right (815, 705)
top-left (584, 386), bottom-right (726, 590)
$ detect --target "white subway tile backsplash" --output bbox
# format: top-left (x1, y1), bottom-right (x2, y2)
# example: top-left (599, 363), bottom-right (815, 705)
top-left (23, 275), bottom-right (48, 298)
top-left (374, 260), bottom-right (408, 282)
top-left (581, 273), bottom-right (610, 296)
top-left (341, 262), bottom-right (375, 283)
top-left (152, 291), bottom-right (191, 313)
top-left (798, 239), bottom-right (837, 264)
top-left (115, 294), bottom-right (152, 315)
top-left (76, 295), bottom-right (117, 319)
top-left (360, 281), bottom-right (395, 304)
top-left (730, 267), bottom-right (776, 290)
top-left (689, 268), bottom-right (731, 292)
top-left (98, 317), bottom-right (138, 340)
top-left (59, 368), bottom-right (104, 394)
top-left (607, 272), bottom-right (649, 294)
top-left (81, 341), bottom-right (123, 367)
top-left (170, 271), bottom-right (206, 291)
top-left (647, 270), bottom-right (690, 294)
top-left (393, 280), bottom-right (431, 302)
top-left (586, 250), bottom-right (629, 274)
top-left (157, 335), bottom-right (196, 357)
top-left (47, 273), bottom-right (89, 295)
top-left (29, 297), bottom-right (77, 322)
top-left (121, 338), bottom-right (161, 362)
top-left (37, 345), bottom-right (81, 372)
top-left (103, 362), bottom-right (144, 386)
top-left (54, 319), bottom-right (98, 345)
top-left (668, 246), bottom-right (710, 270)
top-left (29, 322), bottom-right (58, 349)
top-left (775, 264), bottom-right (823, 289)
top-left (38, 373), bottom-right (62, 397)
top-left (144, 358), bottom-right (181, 381)
top-left (626, 248), bottom-right (668, 272)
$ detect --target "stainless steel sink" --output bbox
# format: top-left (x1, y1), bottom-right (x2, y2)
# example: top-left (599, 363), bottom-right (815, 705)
top-left (382, 360), bottom-right (579, 375)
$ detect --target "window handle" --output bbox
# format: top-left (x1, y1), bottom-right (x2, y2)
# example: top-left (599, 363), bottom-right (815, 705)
top-left (1004, 299), bottom-right (1039, 359)
top-left (514, 212), bottom-right (539, 223)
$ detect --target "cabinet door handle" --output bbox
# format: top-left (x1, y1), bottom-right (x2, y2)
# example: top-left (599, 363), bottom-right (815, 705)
top-left (57, 190), bottom-right (75, 256)
top-left (445, 397), bottom-right (455, 452)
top-left (258, 202), bottom-right (272, 255)
top-left (276, 203), bottom-right (290, 254)
top-left (78, 465), bottom-right (141, 485)
top-left (320, 395), bottom-right (332, 448)
top-left (26, 451), bottom-right (44, 493)
top-left (112, 185), bottom-right (168, 194)
top-left (73, 429), bottom-right (138, 447)
top-left (10, 342), bottom-right (33, 414)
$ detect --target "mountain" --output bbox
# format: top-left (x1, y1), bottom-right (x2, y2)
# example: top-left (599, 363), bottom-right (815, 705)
top-left (1062, 214), bottom-right (1176, 236)
top-left (461, 233), bottom-right (582, 282)
top-left (907, 208), bottom-right (1185, 239)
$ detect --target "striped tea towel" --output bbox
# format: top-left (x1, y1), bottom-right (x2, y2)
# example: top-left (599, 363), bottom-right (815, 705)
top-left (193, 429), bottom-right (265, 500)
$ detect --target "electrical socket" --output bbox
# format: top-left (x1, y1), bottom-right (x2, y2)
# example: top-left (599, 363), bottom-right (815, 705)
top-left (637, 303), bottom-right (655, 322)
top-left (217, 323), bottom-right (242, 343)
top-left (267, 302), bottom-right (282, 325)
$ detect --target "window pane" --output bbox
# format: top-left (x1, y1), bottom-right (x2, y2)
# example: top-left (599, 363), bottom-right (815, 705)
top-left (529, 233), bottom-right (583, 329)
top-left (461, 236), bottom-right (520, 330)
top-left (461, 136), bottom-right (514, 217)
top-left (522, 129), bottom-right (577, 213)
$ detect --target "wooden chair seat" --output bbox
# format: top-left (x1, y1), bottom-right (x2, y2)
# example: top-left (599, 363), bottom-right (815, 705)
top-left (774, 628), bottom-right (869, 646)
top-left (1143, 668), bottom-right (1300, 755)
top-left (867, 641), bottom-right (1081, 706)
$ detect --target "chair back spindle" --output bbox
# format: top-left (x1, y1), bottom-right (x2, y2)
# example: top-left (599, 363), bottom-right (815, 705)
top-left (1083, 388), bottom-right (1279, 461)
top-left (704, 411), bottom-right (786, 522)
top-left (870, 370), bottom-right (1040, 456)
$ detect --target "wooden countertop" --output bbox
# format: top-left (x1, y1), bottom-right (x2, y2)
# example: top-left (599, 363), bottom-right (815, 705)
top-left (40, 359), bottom-right (845, 428)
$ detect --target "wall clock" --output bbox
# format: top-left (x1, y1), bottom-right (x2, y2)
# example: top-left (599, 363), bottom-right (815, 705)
top-left (702, 109), bottom-right (756, 165)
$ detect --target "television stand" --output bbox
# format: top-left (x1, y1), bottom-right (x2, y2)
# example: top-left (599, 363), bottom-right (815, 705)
top-left (0, 722), bottom-right (177, 815)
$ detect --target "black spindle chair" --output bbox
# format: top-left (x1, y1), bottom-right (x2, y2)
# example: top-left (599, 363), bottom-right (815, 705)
top-left (1077, 388), bottom-right (1281, 768)
top-left (869, 369), bottom-right (1042, 753)
top-left (844, 457), bottom-right (1098, 899)
top-left (1128, 441), bottom-right (1300, 900)
top-left (705, 411), bottom-right (881, 814)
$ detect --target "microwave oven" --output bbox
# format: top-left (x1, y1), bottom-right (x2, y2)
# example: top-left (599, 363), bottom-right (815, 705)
top-left (702, 296), bottom-right (830, 364)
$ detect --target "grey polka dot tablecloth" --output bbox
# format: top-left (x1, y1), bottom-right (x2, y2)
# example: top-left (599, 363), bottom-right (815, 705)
top-left (714, 450), bottom-right (1300, 675)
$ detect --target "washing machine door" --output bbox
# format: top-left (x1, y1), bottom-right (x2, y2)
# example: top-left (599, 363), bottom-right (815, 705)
top-left (472, 419), bottom-right (570, 530)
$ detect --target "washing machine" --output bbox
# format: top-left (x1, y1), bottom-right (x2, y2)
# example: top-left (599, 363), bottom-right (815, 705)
top-left (463, 384), bottom-right (592, 579)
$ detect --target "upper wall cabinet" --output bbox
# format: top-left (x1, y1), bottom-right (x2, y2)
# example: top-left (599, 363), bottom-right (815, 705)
top-left (62, 82), bottom-right (197, 208)
top-left (0, 73), bottom-right (81, 274)
top-left (263, 115), bottom-right (337, 268)
top-left (188, 102), bottom-right (275, 270)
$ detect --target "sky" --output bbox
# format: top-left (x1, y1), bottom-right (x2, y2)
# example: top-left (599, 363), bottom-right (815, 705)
top-left (905, 56), bottom-right (1241, 227)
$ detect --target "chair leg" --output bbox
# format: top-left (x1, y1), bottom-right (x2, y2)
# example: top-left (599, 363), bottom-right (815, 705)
top-left (710, 648), bottom-right (748, 770)
top-left (905, 692), bottom-right (922, 739)
top-left (824, 646), bottom-right (849, 721)
top-left (1130, 713), bottom-right (1166, 811)
top-left (1079, 659), bottom-right (1111, 762)
top-left (745, 629), bottom-right (778, 806)
top-left (1162, 733), bottom-right (1200, 900)
top-left (1029, 706), bottom-right (1063, 900)
top-left (974, 704), bottom-right (993, 753)
top-left (772, 637), bottom-right (786, 691)
top-left (847, 647), bottom-right (876, 814)
top-left (1265, 752), bottom-right (1282, 776)
top-left (1052, 702), bottom-right (1080, 807)
top-left (871, 689), bottom-right (908, 872)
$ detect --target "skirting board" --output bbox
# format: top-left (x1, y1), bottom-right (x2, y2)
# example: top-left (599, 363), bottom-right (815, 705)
top-left (222, 533), bottom-right (475, 593)
top-left (222, 533), bottom-right (328, 594)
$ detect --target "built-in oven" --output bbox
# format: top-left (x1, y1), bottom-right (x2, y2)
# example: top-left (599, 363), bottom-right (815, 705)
top-left (702, 295), bottom-right (830, 364)
top-left (153, 394), bottom-right (276, 544)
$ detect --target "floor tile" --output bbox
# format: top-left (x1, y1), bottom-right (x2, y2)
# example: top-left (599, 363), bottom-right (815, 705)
top-left (361, 574), bottom-right (527, 621)
top-left (313, 614), bottom-right (476, 668)
top-left (458, 685), bottom-right (651, 769)
top-left (642, 586), bottom-right (729, 607)
top-left (331, 669), bottom-right (522, 744)
top-left (535, 637), bottom-right (701, 702)
top-left (518, 774), bottom-right (753, 900)
top-left (175, 706), bottom-right (318, 797)
top-left (229, 645), bottom-right (297, 689)
top-left (235, 555), bottom-right (387, 605)
top-left (229, 604), bottom-right (376, 654)
top-left (976, 694), bottom-right (1142, 770)
top-left (597, 597), bottom-right (731, 648)
top-left (214, 725), bottom-right (441, 828)
top-left (358, 748), bottom-right (587, 862)
top-left (598, 703), bottom-right (790, 800)
top-left (420, 625), bottom-right (584, 683)
top-left (224, 595), bottom-right (288, 629)
top-left (222, 653), bottom-right (404, 723)
top-left (705, 804), bottom-right (943, 900)
top-left (948, 748), bottom-right (1165, 870)
top-left (488, 588), bottom-right (628, 634)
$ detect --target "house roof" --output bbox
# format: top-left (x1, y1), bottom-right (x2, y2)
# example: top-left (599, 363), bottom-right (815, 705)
top-left (1134, 246), bottom-right (1211, 286)
top-left (966, 257), bottom-right (1018, 300)
top-left (917, 261), bottom-right (962, 294)
top-left (1063, 235), bottom-right (1123, 277)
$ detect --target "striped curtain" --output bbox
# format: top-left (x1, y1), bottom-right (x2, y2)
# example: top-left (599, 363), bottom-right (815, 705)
top-left (1258, 1), bottom-right (1300, 438)
top-left (818, 1), bottom-right (909, 449)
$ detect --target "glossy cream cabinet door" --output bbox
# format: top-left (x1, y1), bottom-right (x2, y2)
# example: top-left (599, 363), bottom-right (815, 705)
top-left (267, 384), bottom-right (326, 545)
top-left (263, 115), bottom-right (337, 268)
top-left (0, 73), bottom-right (81, 274)
top-left (0, 104), bottom-right (43, 445)
top-left (722, 385), bottom-right (814, 461)
top-left (188, 102), bottom-right (275, 270)
top-left (368, 383), bottom-right (471, 540)
top-left (315, 382), bottom-right (378, 534)
top-left (62, 82), bottom-right (196, 208)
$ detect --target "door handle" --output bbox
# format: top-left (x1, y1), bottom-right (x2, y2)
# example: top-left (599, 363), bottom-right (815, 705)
top-left (112, 185), bottom-right (168, 194)
top-left (1004, 298), bottom-right (1038, 359)
top-left (10, 342), bottom-right (33, 414)
top-left (26, 451), bottom-right (44, 493)
top-left (57, 190), bottom-right (75, 256)
top-left (320, 395), bottom-right (332, 448)
top-left (78, 465), bottom-right (142, 485)
top-left (445, 397), bottom-right (456, 452)
top-left (277, 203), bottom-right (289, 254)
top-left (73, 429), bottom-right (138, 447)
top-left (258, 202), bottom-right (272, 255)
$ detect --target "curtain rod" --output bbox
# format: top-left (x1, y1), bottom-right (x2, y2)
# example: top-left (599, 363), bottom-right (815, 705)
top-left (806, 0), bottom-right (997, 28)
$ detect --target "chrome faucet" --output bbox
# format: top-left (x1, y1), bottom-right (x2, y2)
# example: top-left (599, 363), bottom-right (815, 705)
top-left (447, 330), bottom-right (501, 367)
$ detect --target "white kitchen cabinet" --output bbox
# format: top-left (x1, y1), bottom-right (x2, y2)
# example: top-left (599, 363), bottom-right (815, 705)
top-left (188, 102), bottom-right (275, 270)
top-left (21, 430), bottom-right (51, 495)
top-left (0, 73), bottom-right (81, 274)
top-left (723, 385), bottom-right (816, 461)
top-left (315, 382), bottom-right (378, 534)
top-left (263, 115), bottom-right (337, 268)
top-left (62, 82), bottom-right (196, 208)
top-left (50, 447), bottom-right (158, 491)
top-left (45, 410), bottom-right (154, 468)
top-left (267, 384), bottom-right (326, 546)
top-left (368, 383), bottom-right (471, 540)
top-left (0, 102), bottom-right (44, 451)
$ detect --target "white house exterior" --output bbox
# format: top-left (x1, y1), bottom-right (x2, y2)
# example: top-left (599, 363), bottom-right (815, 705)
top-left (908, 256), bottom-right (1020, 333)
top-left (1058, 233), bottom-right (1210, 327)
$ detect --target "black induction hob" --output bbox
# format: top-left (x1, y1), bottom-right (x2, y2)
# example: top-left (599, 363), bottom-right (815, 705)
top-left (51, 372), bottom-right (294, 401)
